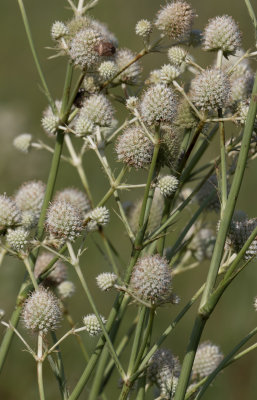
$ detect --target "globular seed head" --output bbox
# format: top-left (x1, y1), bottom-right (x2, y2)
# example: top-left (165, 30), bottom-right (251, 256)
top-left (89, 206), bottom-right (110, 226)
top-left (192, 341), bottom-right (223, 380)
top-left (83, 74), bottom-right (100, 94)
top-left (98, 61), bottom-right (118, 80)
top-left (83, 313), bottom-right (106, 336)
top-left (155, 1), bottom-right (196, 40)
top-left (168, 46), bottom-right (188, 66)
top-left (227, 216), bottom-right (257, 260)
top-left (54, 188), bottom-right (91, 216)
top-left (51, 21), bottom-right (68, 40)
top-left (203, 15), bottom-right (241, 55)
top-left (45, 200), bottom-right (83, 242)
top-left (135, 19), bottom-right (152, 38)
top-left (190, 68), bottom-right (231, 111)
top-left (13, 133), bottom-right (32, 153)
top-left (116, 126), bottom-right (154, 169)
top-left (160, 64), bottom-right (181, 84)
top-left (15, 181), bottom-right (46, 220)
top-left (22, 286), bottom-right (62, 335)
top-left (173, 99), bottom-right (200, 131)
top-left (96, 272), bottom-right (117, 291)
top-left (6, 227), bottom-right (29, 252)
top-left (126, 96), bottom-right (139, 112)
top-left (145, 69), bottom-right (162, 85)
top-left (57, 280), bottom-right (75, 299)
top-left (129, 255), bottom-right (173, 306)
top-left (68, 28), bottom-right (103, 69)
top-left (79, 94), bottom-right (114, 128)
top-left (128, 188), bottom-right (164, 235)
top-left (114, 48), bottom-right (142, 85)
top-left (158, 175), bottom-right (179, 197)
top-left (0, 195), bottom-right (21, 230)
top-left (158, 124), bottom-right (182, 170)
top-left (74, 115), bottom-right (94, 136)
top-left (140, 84), bottom-right (177, 126)
top-left (41, 101), bottom-right (61, 136)
top-left (190, 228), bottom-right (216, 262)
top-left (34, 252), bottom-right (67, 286)
top-left (148, 348), bottom-right (180, 397)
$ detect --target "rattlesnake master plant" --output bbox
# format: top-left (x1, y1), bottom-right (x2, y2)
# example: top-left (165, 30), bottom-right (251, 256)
top-left (0, 1), bottom-right (257, 399)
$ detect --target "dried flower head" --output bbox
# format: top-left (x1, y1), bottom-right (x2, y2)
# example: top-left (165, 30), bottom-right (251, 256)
top-left (74, 115), bottom-right (94, 136)
top-left (158, 175), bottom-right (179, 197)
top-left (135, 19), bottom-right (152, 38)
top-left (129, 255), bottom-right (173, 306)
top-left (160, 64), bottom-right (181, 84)
top-left (23, 286), bottom-right (62, 334)
top-left (13, 133), bottom-right (32, 153)
top-left (34, 252), bottom-right (67, 286)
top-left (114, 48), bottom-right (142, 84)
top-left (158, 124), bottom-right (182, 170)
top-left (57, 281), bottom-right (75, 299)
top-left (45, 200), bottom-right (83, 241)
top-left (174, 99), bottom-right (200, 131)
top-left (203, 15), bottom-right (241, 55)
top-left (155, 1), bottom-right (196, 39)
top-left (41, 101), bottom-right (61, 136)
top-left (15, 181), bottom-right (46, 220)
top-left (89, 206), bottom-right (110, 226)
top-left (79, 94), bottom-right (114, 128)
top-left (128, 188), bottom-right (164, 235)
top-left (98, 61), bottom-right (118, 80)
top-left (227, 216), bottom-right (257, 260)
top-left (51, 21), bottom-right (68, 40)
top-left (140, 84), bottom-right (177, 125)
top-left (96, 272), bottom-right (117, 291)
top-left (69, 28), bottom-right (104, 68)
top-left (54, 188), bottom-right (91, 216)
top-left (83, 313), bottom-right (106, 336)
top-left (0, 195), bottom-right (21, 230)
top-left (168, 46), bottom-right (188, 66)
top-left (126, 96), bottom-right (139, 112)
top-left (116, 126), bottom-right (154, 169)
top-left (148, 348), bottom-right (180, 397)
top-left (192, 341), bottom-right (223, 380)
top-left (6, 227), bottom-right (29, 252)
top-left (190, 68), bottom-right (231, 110)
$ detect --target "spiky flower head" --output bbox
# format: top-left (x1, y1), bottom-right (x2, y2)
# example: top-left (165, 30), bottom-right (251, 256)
top-left (128, 188), bottom-right (164, 235)
top-left (57, 281), bottom-right (75, 299)
top-left (34, 252), bottom-right (67, 286)
top-left (69, 28), bottom-right (104, 68)
top-left (158, 124), bottom-right (181, 170)
top-left (190, 68), bottom-right (231, 110)
top-left (160, 64), bottom-right (181, 84)
top-left (0, 195), bottom-right (21, 230)
top-left (135, 19), bottom-right (152, 38)
top-left (79, 94), bottom-right (114, 128)
top-left (190, 228), bottom-right (216, 262)
top-left (45, 200), bottom-right (83, 242)
top-left (227, 217), bottom-right (257, 260)
top-left (98, 61), bottom-right (118, 80)
top-left (22, 286), bottom-right (62, 334)
top-left (54, 188), bottom-right (91, 216)
top-left (168, 46), bottom-right (188, 66)
top-left (195, 175), bottom-right (220, 212)
top-left (116, 126), bottom-right (154, 169)
top-left (114, 48), bottom-right (142, 85)
top-left (192, 341), bottom-right (223, 380)
top-left (41, 101), bottom-right (61, 136)
top-left (89, 206), bottom-right (110, 226)
top-left (140, 84), bottom-right (177, 126)
top-left (129, 255), bottom-right (173, 306)
top-left (51, 21), bottom-right (68, 40)
top-left (13, 133), bottom-right (32, 153)
top-left (126, 96), bottom-right (139, 112)
top-left (174, 99), bottom-right (199, 131)
top-left (148, 348), bottom-right (180, 397)
top-left (6, 227), bottom-right (29, 252)
top-left (145, 69), bottom-right (162, 85)
top-left (74, 115), bottom-right (94, 136)
top-left (15, 181), bottom-right (46, 220)
top-left (96, 272), bottom-right (117, 291)
top-left (83, 313), bottom-right (106, 336)
top-left (158, 175), bottom-right (179, 197)
top-left (155, 1), bottom-right (196, 40)
top-left (203, 15), bottom-right (241, 55)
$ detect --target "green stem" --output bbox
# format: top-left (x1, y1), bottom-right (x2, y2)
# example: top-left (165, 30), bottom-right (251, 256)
top-left (37, 332), bottom-right (45, 400)
top-left (51, 332), bottom-right (69, 400)
top-left (245, 0), bottom-right (257, 41)
top-left (22, 256), bottom-right (38, 289)
top-left (218, 108), bottom-right (227, 213)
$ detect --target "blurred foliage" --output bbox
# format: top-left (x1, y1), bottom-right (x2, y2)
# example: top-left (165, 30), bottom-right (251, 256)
top-left (0, 0), bottom-right (257, 399)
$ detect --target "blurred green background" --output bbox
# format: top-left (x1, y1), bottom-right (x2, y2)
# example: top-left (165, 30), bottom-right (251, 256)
top-left (1, 0), bottom-right (257, 399)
